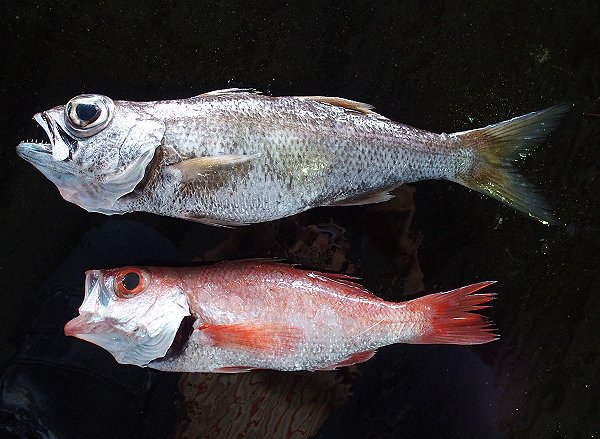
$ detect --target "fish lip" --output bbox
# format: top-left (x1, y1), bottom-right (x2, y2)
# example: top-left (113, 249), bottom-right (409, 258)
top-left (64, 270), bottom-right (104, 337)
top-left (15, 140), bottom-right (52, 157)
top-left (64, 313), bottom-right (95, 337)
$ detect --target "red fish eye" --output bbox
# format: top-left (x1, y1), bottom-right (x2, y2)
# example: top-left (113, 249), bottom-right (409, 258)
top-left (114, 268), bottom-right (146, 298)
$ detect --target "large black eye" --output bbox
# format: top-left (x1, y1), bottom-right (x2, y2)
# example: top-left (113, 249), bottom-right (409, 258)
top-left (75, 103), bottom-right (100, 123)
top-left (121, 272), bottom-right (140, 291)
top-left (114, 267), bottom-right (147, 298)
top-left (65, 94), bottom-right (114, 138)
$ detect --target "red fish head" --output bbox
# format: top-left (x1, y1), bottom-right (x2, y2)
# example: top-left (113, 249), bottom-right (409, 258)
top-left (64, 266), bottom-right (191, 367)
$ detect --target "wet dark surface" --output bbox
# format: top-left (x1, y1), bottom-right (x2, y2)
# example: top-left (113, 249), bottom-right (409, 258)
top-left (1, 1), bottom-right (599, 438)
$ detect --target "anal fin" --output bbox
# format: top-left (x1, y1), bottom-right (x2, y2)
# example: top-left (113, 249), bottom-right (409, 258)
top-left (317, 350), bottom-right (377, 370)
top-left (329, 191), bottom-right (395, 207)
top-left (216, 366), bottom-right (256, 373)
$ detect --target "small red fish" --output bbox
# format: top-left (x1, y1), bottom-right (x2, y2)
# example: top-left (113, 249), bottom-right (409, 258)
top-left (64, 260), bottom-right (497, 372)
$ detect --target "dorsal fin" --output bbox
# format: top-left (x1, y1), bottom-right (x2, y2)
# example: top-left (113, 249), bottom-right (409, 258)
top-left (200, 88), bottom-right (262, 96)
top-left (296, 96), bottom-right (389, 120)
top-left (306, 271), bottom-right (381, 300)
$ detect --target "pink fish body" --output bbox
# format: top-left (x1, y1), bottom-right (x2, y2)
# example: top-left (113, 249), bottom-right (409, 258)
top-left (65, 260), bottom-right (497, 372)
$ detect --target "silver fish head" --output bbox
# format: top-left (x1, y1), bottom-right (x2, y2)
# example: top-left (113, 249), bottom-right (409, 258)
top-left (16, 94), bottom-right (165, 213)
top-left (64, 267), bottom-right (190, 367)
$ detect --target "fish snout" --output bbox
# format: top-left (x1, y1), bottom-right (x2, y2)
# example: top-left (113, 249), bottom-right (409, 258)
top-left (64, 313), bottom-right (112, 337)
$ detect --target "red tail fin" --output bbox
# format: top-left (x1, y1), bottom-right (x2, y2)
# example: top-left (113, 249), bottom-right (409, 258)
top-left (408, 281), bottom-right (498, 345)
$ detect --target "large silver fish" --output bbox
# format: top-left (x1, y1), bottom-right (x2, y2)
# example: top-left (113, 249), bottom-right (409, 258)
top-left (16, 89), bottom-right (569, 225)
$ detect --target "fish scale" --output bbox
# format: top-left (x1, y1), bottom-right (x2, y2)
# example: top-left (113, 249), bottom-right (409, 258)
top-left (17, 89), bottom-right (568, 224)
top-left (64, 260), bottom-right (497, 372)
top-left (135, 95), bottom-right (455, 223)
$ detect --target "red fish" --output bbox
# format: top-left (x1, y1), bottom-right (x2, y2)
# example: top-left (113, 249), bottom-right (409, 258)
top-left (64, 260), bottom-right (497, 372)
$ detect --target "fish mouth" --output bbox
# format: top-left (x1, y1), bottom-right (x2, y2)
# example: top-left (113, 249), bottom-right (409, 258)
top-left (64, 313), bottom-right (116, 338)
top-left (16, 112), bottom-right (78, 164)
top-left (64, 270), bottom-right (116, 339)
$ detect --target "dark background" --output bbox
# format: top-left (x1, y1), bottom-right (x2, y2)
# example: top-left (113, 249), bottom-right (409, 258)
top-left (1, 1), bottom-right (598, 438)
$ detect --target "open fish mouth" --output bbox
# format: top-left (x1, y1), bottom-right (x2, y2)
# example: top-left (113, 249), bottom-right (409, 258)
top-left (16, 112), bottom-right (78, 163)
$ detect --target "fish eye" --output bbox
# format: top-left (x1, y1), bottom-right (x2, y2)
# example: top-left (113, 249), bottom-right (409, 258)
top-left (114, 267), bottom-right (147, 298)
top-left (65, 94), bottom-right (114, 138)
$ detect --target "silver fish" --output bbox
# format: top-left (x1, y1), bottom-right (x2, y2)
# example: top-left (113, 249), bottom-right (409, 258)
top-left (16, 89), bottom-right (569, 225)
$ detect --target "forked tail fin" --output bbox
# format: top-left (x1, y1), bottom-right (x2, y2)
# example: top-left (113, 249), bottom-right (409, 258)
top-left (407, 281), bottom-right (498, 345)
top-left (451, 104), bottom-right (572, 225)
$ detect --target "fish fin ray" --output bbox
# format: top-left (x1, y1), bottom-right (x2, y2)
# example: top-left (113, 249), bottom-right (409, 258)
top-left (201, 322), bottom-right (303, 354)
top-left (328, 191), bottom-right (395, 206)
top-left (306, 272), bottom-right (380, 300)
top-left (451, 104), bottom-right (572, 225)
top-left (317, 350), bottom-right (377, 370)
top-left (199, 88), bottom-right (263, 96)
top-left (215, 366), bottom-right (256, 373)
top-left (406, 281), bottom-right (498, 345)
top-left (296, 96), bottom-right (389, 119)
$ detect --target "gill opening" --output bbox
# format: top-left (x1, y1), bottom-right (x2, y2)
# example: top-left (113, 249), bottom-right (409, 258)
top-left (157, 315), bottom-right (196, 361)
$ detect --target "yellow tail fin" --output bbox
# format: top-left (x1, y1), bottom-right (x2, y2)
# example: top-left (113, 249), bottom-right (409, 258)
top-left (451, 104), bottom-right (571, 224)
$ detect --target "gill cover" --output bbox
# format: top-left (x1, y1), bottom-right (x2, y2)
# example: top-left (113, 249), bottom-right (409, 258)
top-left (16, 94), bottom-right (165, 214)
top-left (64, 268), bottom-right (190, 367)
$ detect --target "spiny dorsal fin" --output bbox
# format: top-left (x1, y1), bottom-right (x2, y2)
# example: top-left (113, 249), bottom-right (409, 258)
top-left (297, 96), bottom-right (389, 120)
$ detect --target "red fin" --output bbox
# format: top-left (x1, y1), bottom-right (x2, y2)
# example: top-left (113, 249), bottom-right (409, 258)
top-left (408, 281), bottom-right (498, 345)
top-left (201, 322), bottom-right (303, 354)
top-left (318, 350), bottom-right (377, 370)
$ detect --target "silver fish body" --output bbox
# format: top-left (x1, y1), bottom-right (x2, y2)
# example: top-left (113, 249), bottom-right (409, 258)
top-left (17, 89), bottom-right (569, 224)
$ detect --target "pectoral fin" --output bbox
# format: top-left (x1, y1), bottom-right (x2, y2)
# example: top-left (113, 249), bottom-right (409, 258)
top-left (166, 153), bottom-right (260, 183)
top-left (200, 322), bottom-right (303, 354)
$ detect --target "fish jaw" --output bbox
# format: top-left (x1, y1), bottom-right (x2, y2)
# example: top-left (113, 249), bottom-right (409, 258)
top-left (16, 139), bottom-right (85, 204)
top-left (64, 269), bottom-right (191, 367)
top-left (64, 312), bottom-right (183, 367)
top-left (16, 138), bottom-right (108, 213)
